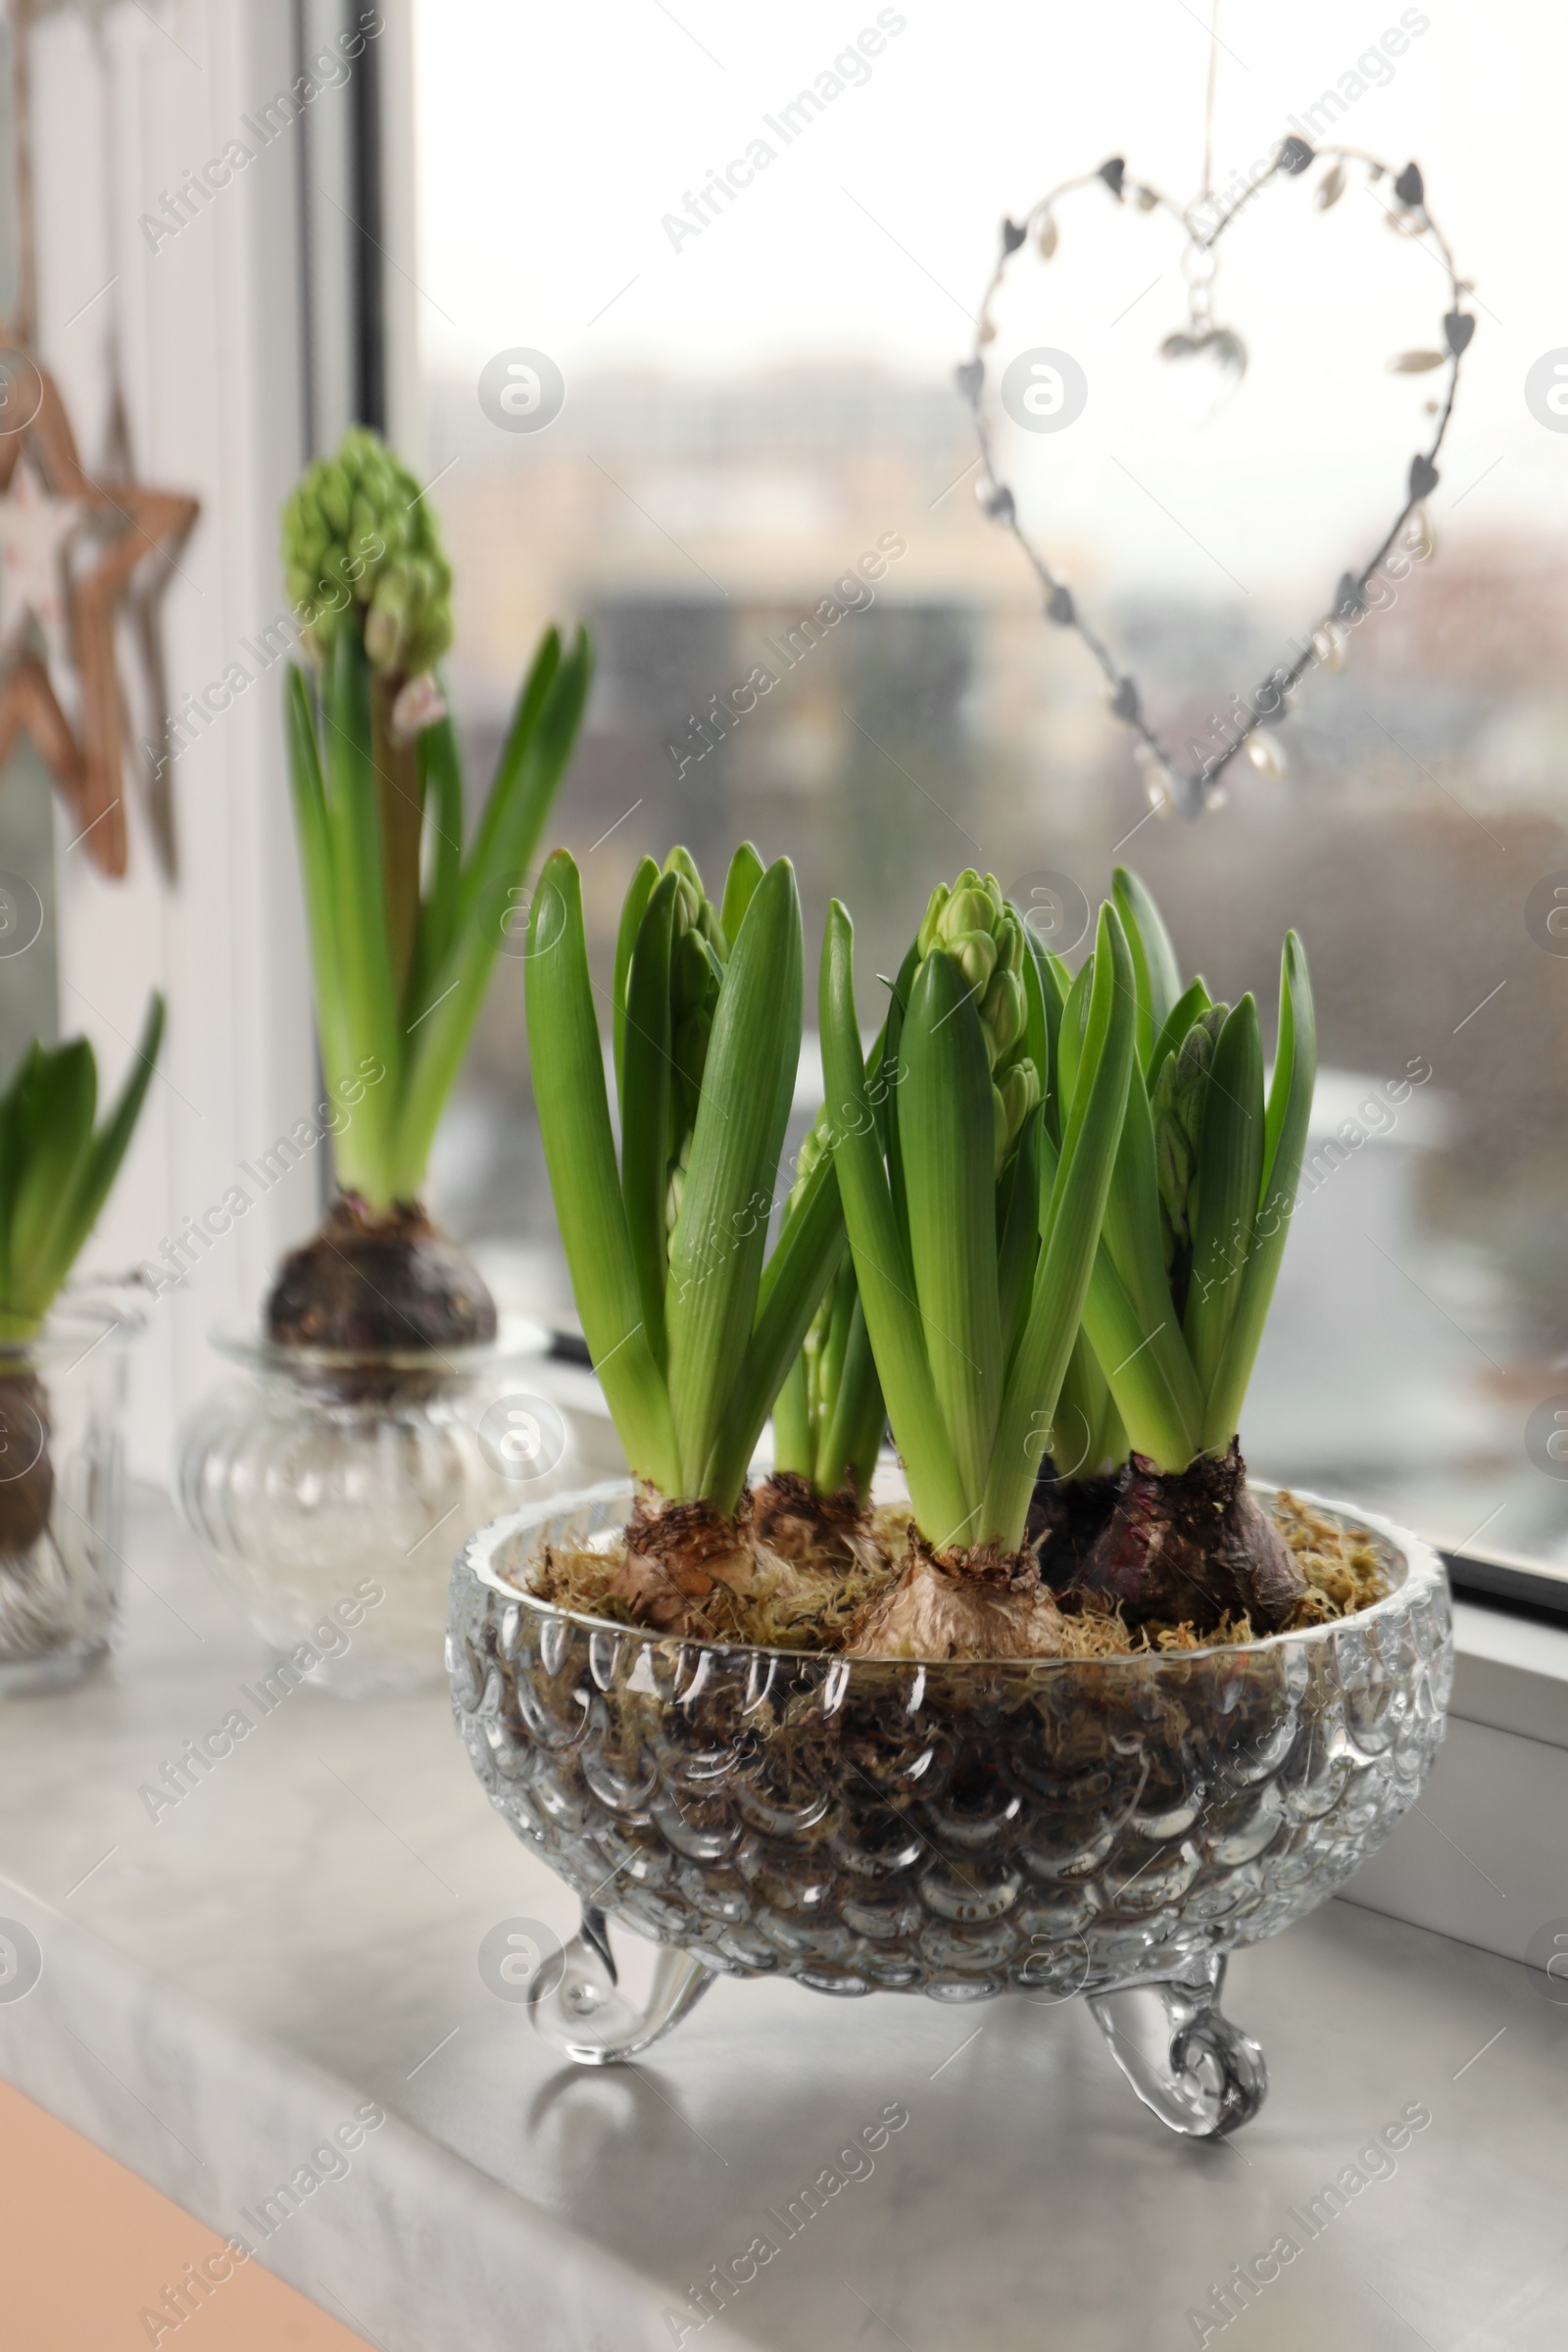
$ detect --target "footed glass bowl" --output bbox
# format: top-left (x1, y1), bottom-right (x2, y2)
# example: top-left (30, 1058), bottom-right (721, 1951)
top-left (448, 1477), bottom-right (1451, 2136)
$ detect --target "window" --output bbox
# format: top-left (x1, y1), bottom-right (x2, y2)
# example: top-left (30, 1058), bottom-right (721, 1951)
top-left (409, 0), bottom-right (1568, 1567)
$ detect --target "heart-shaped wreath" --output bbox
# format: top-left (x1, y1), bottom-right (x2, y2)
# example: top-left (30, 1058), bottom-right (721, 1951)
top-left (957, 136), bottom-right (1471, 817)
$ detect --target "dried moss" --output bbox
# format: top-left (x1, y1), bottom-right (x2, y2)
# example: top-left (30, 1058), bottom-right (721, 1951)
top-left (523, 1485), bottom-right (1391, 1661)
top-left (1272, 1488), bottom-right (1391, 1620)
top-left (533, 1523), bottom-right (891, 1650)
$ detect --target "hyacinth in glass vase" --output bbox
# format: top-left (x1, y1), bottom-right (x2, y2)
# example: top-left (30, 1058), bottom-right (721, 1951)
top-left (0, 999), bottom-right (164, 1687)
top-left (176, 431), bottom-right (593, 1694)
top-left (270, 425), bottom-right (591, 1348)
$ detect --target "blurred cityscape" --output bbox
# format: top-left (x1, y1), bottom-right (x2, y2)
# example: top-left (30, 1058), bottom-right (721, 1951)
top-left (418, 364), bottom-right (1568, 1566)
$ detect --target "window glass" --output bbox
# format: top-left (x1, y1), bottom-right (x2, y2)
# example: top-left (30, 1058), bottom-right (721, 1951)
top-left (0, 25), bottom-right (57, 1071)
top-left (0, 750), bottom-right (57, 1070)
top-left (412, 0), bottom-right (1568, 1566)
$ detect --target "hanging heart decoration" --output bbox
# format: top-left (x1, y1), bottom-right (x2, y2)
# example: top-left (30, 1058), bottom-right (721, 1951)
top-left (957, 137), bottom-right (1472, 817)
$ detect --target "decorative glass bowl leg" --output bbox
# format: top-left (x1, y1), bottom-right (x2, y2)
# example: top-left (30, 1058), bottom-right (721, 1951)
top-left (529, 1904), bottom-right (715, 2066)
top-left (1088, 1952), bottom-right (1266, 2137)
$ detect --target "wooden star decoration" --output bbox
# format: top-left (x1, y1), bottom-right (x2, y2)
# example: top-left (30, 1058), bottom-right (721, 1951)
top-left (0, 358), bottom-right (199, 878)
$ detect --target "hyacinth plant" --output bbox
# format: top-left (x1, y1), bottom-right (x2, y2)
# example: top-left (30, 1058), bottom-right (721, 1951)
top-left (270, 427), bottom-right (591, 1350)
top-left (526, 842), bottom-right (881, 1623)
top-left (774, 874), bottom-right (1057, 1528)
top-left (0, 996), bottom-right (165, 1555)
top-left (1033, 869), bottom-right (1318, 1634)
top-left (820, 871), bottom-right (1138, 1658)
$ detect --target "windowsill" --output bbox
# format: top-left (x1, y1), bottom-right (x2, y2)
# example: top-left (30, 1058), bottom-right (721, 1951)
top-left (1451, 1596), bottom-right (1568, 1749)
top-left (0, 1486), bottom-right (1557, 2352)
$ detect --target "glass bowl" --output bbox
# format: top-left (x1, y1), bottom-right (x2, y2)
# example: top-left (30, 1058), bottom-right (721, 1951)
top-left (448, 1474), bottom-right (1452, 2136)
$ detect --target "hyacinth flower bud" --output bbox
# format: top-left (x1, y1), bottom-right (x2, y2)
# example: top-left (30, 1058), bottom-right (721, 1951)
top-left (1151, 1002), bottom-right (1227, 1252)
top-left (673, 920), bottom-right (719, 1010)
top-left (917, 872), bottom-right (1042, 1169)
top-left (921, 870), bottom-right (1021, 1003)
top-left (941, 883), bottom-right (998, 941)
top-left (791, 1105), bottom-right (830, 1200)
top-left (993, 1054), bottom-right (1042, 1173)
top-left (622, 848), bottom-right (736, 1259)
top-left (951, 927), bottom-right (997, 996)
top-left (980, 965), bottom-right (1027, 1068)
top-left (940, 891), bottom-right (999, 993)
top-left (673, 993), bottom-right (715, 1121)
top-left (281, 425), bottom-right (453, 681)
top-left (916, 882), bottom-right (949, 959)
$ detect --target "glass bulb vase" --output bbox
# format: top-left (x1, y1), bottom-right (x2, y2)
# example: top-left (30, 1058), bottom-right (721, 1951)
top-left (179, 1324), bottom-right (579, 1697)
top-left (0, 1296), bottom-right (140, 1692)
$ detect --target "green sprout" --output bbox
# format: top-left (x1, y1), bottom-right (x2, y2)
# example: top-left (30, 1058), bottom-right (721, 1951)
top-left (526, 844), bottom-right (849, 1512)
top-left (0, 997), bottom-right (166, 1344)
top-left (1057, 869), bottom-right (1317, 1473)
top-left (281, 428), bottom-right (592, 1213)
top-left (819, 871), bottom-right (1137, 1555)
top-left (771, 1114), bottom-right (886, 1503)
